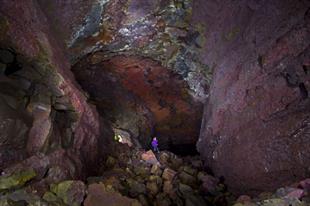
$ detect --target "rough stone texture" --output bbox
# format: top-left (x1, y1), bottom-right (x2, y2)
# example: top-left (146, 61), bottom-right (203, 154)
top-left (84, 183), bottom-right (142, 206)
top-left (37, 0), bottom-right (98, 47)
top-left (26, 100), bottom-right (52, 155)
top-left (0, 168), bottom-right (36, 191)
top-left (40, 0), bottom-right (211, 101)
top-left (141, 150), bottom-right (159, 165)
top-left (1, 0), bottom-right (310, 198)
top-left (73, 55), bottom-right (202, 148)
top-left (196, 0), bottom-right (310, 194)
top-left (50, 180), bottom-right (86, 206)
top-left (1, 0), bottom-right (205, 165)
top-left (0, 80), bottom-right (30, 169)
top-left (0, 0), bottom-right (106, 177)
top-left (162, 168), bottom-right (177, 182)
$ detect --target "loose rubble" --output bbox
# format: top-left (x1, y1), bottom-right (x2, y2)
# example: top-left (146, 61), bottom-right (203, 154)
top-left (0, 144), bottom-right (310, 205)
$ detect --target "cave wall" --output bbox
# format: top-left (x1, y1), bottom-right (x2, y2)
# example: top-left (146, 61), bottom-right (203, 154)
top-left (0, 0), bottom-right (109, 177)
top-left (73, 55), bottom-right (202, 149)
top-left (39, 0), bottom-right (211, 101)
top-left (0, 0), bottom-right (206, 175)
top-left (39, 0), bottom-right (207, 149)
top-left (1, 0), bottom-right (309, 196)
top-left (196, 0), bottom-right (310, 194)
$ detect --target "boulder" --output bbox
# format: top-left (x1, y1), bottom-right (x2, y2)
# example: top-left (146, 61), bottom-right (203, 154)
top-left (26, 95), bottom-right (52, 155)
top-left (45, 165), bottom-right (71, 184)
top-left (146, 181), bottom-right (159, 196)
top-left (162, 168), bottom-right (177, 182)
top-left (236, 195), bottom-right (252, 204)
top-left (138, 194), bottom-right (150, 206)
top-left (155, 193), bottom-right (172, 206)
top-left (200, 174), bottom-right (218, 194)
top-left (169, 157), bottom-right (183, 171)
top-left (178, 183), bottom-right (194, 197)
top-left (126, 179), bottom-right (146, 197)
top-left (105, 156), bottom-right (117, 169)
top-left (0, 169), bottom-right (36, 191)
top-left (141, 150), bottom-right (159, 165)
top-left (133, 165), bottom-right (150, 178)
top-left (163, 181), bottom-right (174, 196)
top-left (1, 189), bottom-right (48, 206)
top-left (276, 187), bottom-right (304, 199)
top-left (285, 189), bottom-right (304, 200)
top-left (159, 152), bottom-right (170, 165)
top-left (84, 183), bottom-right (142, 206)
top-left (150, 164), bottom-right (162, 176)
top-left (149, 175), bottom-right (163, 188)
top-left (191, 159), bottom-right (203, 169)
top-left (299, 179), bottom-right (310, 192)
top-left (197, 171), bottom-right (207, 181)
top-left (50, 180), bottom-right (86, 206)
top-left (178, 171), bottom-right (197, 188)
top-left (185, 195), bottom-right (207, 206)
top-left (43, 191), bottom-right (61, 203)
top-left (183, 166), bottom-right (197, 176)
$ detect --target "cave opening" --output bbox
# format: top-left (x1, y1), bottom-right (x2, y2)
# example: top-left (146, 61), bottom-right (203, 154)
top-left (72, 54), bottom-right (204, 157)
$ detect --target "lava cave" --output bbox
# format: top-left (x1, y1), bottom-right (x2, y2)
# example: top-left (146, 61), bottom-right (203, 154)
top-left (0, 0), bottom-right (309, 206)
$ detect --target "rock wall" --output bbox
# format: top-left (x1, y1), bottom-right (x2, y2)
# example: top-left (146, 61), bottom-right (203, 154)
top-left (0, 0), bottom-right (205, 174)
top-left (2, 0), bottom-right (309, 196)
top-left (196, 0), bottom-right (310, 194)
top-left (73, 55), bottom-right (202, 149)
top-left (0, 0), bottom-right (108, 177)
top-left (39, 0), bottom-right (211, 101)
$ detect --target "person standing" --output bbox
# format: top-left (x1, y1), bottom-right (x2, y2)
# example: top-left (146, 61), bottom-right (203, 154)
top-left (151, 137), bottom-right (159, 153)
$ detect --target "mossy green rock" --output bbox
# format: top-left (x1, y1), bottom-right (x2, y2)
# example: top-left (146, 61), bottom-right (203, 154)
top-left (0, 189), bottom-right (48, 206)
top-left (43, 191), bottom-right (59, 202)
top-left (50, 180), bottom-right (86, 206)
top-left (0, 169), bottom-right (36, 191)
top-left (43, 191), bottom-right (66, 206)
top-left (0, 199), bottom-right (29, 206)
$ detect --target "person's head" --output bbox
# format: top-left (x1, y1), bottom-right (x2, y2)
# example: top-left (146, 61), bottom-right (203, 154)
top-left (153, 137), bottom-right (157, 140)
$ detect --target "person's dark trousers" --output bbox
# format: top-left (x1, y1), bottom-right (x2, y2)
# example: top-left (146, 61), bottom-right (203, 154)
top-left (153, 146), bottom-right (159, 153)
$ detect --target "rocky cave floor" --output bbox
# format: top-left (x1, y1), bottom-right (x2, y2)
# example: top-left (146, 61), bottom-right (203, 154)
top-left (0, 141), bottom-right (310, 206)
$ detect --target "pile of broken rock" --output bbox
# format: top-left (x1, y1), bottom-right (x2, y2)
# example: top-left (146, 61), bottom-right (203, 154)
top-left (1, 146), bottom-right (310, 206)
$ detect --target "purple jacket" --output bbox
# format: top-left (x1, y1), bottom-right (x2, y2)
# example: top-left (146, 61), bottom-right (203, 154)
top-left (151, 139), bottom-right (158, 147)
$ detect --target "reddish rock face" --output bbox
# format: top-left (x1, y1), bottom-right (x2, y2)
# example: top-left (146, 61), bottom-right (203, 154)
top-left (84, 183), bottom-right (142, 206)
top-left (0, 0), bottom-right (106, 176)
top-left (196, 0), bottom-right (310, 195)
top-left (1, 0), bottom-right (310, 197)
top-left (73, 55), bottom-right (203, 149)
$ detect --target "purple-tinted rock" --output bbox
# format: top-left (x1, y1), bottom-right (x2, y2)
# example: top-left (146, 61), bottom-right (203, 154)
top-left (196, 0), bottom-right (310, 194)
top-left (299, 179), bottom-right (310, 192)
